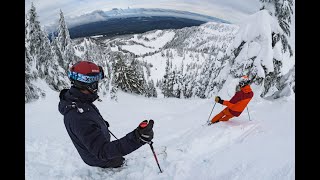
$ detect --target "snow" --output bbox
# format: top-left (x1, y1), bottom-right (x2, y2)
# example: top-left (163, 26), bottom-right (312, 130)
top-left (132, 31), bottom-right (175, 50)
top-left (120, 31), bottom-right (175, 55)
top-left (110, 46), bottom-right (119, 51)
top-left (26, 81), bottom-right (295, 179)
top-left (121, 44), bottom-right (155, 55)
top-left (281, 54), bottom-right (295, 75)
top-left (140, 50), bottom-right (207, 82)
top-left (144, 30), bottom-right (163, 39)
top-left (91, 35), bottom-right (104, 38)
top-left (73, 40), bottom-right (86, 58)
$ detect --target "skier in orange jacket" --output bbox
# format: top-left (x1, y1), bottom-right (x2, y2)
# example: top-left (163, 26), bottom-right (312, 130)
top-left (209, 76), bottom-right (254, 125)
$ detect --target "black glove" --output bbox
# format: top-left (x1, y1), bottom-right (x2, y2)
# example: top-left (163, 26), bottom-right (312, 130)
top-left (215, 96), bottom-right (224, 104)
top-left (134, 120), bottom-right (154, 145)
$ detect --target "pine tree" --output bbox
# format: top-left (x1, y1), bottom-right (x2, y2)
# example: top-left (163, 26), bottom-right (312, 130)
top-left (172, 66), bottom-right (183, 98)
top-left (224, 1), bottom-right (294, 98)
top-left (195, 57), bottom-right (213, 98)
top-left (55, 10), bottom-right (76, 70)
top-left (25, 3), bottom-right (51, 102)
top-left (51, 36), bottom-right (65, 70)
top-left (260, 0), bottom-right (294, 56)
top-left (83, 39), bottom-right (90, 60)
top-left (112, 53), bottom-right (145, 95)
top-left (150, 79), bottom-right (157, 97)
top-left (182, 73), bottom-right (194, 98)
top-left (46, 37), bottom-right (70, 91)
top-left (257, 0), bottom-right (294, 96)
top-left (165, 70), bottom-right (176, 97)
top-left (165, 58), bottom-right (170, 75)
top-left (145, 79), bottom-right (157, 98)
top-left (162, 58), bottom-right (171, 97)
top-left (130, 57), bottom-right (146, 94)
top-left (25, 2), bottom-right (52, 77)
top-left (25, 46), bottom-right (44, 103)
top-left (109, 75), bottom-right (118, 101)
top-left (25, 3), bottom-right (42, 59)
top-left (39, 29), bottom-right (54, 78)
top-left (180, 58), bottom-right (184, 75)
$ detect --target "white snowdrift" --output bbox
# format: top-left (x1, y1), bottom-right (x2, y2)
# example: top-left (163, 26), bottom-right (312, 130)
top-left (26, 81), bottom-right (294, 180)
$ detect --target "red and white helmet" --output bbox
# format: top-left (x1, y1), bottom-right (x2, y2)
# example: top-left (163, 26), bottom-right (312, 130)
top-left (239, 75), bottom-right (250, 87)
top-left (68, 61), bottom-right (105, 94)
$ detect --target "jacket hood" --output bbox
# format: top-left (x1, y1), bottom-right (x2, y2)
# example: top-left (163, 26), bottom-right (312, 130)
top-left (58, 87), bottom-right (99, 115)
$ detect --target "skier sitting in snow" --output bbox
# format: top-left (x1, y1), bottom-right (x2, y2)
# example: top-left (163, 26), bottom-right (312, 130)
top-left (58, 61), bottom-right (154, 168)
top-left (208, 75), bottom-right (254, 125)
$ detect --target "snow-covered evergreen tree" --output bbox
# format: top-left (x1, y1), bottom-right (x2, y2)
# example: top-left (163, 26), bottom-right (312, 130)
top-left (173, 74), bottom-right (183, 98)
top-left (25, 3), bottom-right (51, 77)
top-left (25, 46), bottom-right (45, 103)
top-left (260, 0), bottom-right (293, 56)
top-left (225, 6), bottom-right (294, 98)
top-left (145, 79), bottom-right (157, 98)
top-left (112, 53), bottom-right (145, 95)
top-left (271, 65), bottom-right (295, 99)
top-left (55, 10), bottom-right (77, 70)
top-left (161, 58), bottom-right (172, 97)
top-left (194, 56), bottom-right (213, 98)
top-left (46, 36), bottom-right (70, 91)
top-left (109, 78), bottom-right (118, 102)
top-left (25, 3), bottom-right (42, 61)
top-left (25, 3), bottom-right (50, 102)
top-left (182, 73), bottom-right (194, 98)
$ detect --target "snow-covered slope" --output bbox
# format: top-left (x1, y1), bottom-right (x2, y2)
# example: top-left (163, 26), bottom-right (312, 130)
top-left (25, 2), bottom-right (295, 179)
top-left (79, 10), bottom-right (294, 99)
top-left (91, 21), bottom-right (238, 85)
top-left (25, 81), bottom-right (295, 179)
top-left (66, 9), bottom-right (295, 101)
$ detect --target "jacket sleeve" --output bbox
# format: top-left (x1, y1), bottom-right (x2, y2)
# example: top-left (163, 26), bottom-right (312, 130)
top-left (222, 91), bottom-right (242, 108)
top-left (73, 118), bottom-right (142, 161)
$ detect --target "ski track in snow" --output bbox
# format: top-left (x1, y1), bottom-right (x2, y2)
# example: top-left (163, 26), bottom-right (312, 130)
top-left (26, 88), bottom-right (294, 180)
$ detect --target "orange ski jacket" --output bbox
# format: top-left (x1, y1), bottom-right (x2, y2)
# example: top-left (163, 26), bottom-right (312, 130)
top-left (222, 85), bottom-right (253, 117)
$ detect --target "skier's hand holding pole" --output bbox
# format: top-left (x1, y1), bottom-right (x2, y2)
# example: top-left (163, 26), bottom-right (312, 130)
top-left (134, 120), bottom-right (154, 144)
top-left (134, 120), bottom-right (163, 173)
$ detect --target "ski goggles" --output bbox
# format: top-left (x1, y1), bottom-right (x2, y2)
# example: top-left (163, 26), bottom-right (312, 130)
top-left (68, 71), bottom-right (103, 84)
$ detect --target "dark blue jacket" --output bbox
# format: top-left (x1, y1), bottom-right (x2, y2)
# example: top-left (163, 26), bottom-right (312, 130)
top-left (58, 87), bottom-right (142, 168)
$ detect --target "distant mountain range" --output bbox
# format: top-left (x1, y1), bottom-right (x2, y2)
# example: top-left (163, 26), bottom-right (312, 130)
top-left (47, 8), bottom-right (230, 39)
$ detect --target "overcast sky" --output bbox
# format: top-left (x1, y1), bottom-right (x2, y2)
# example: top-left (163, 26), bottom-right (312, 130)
top-left (25, 0), bottom-right (261, 27)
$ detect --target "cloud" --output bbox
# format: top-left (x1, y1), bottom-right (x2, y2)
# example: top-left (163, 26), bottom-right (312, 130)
top-left (25, 0), bottom-right (261, 28)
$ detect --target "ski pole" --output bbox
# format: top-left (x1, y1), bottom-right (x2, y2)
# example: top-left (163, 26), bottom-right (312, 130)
top-left (148, 141), bottom-right (163, 173)
top-left (110, 122), bottom-right (162, 173)
top-left (246, 107), bottom-right (251, 121)
top-left (109, 130), bottom-right (119, 140)
top-left (207, 102), bottom-right (217, 123)
top-left (102, 119), bottom-right (119, 140)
